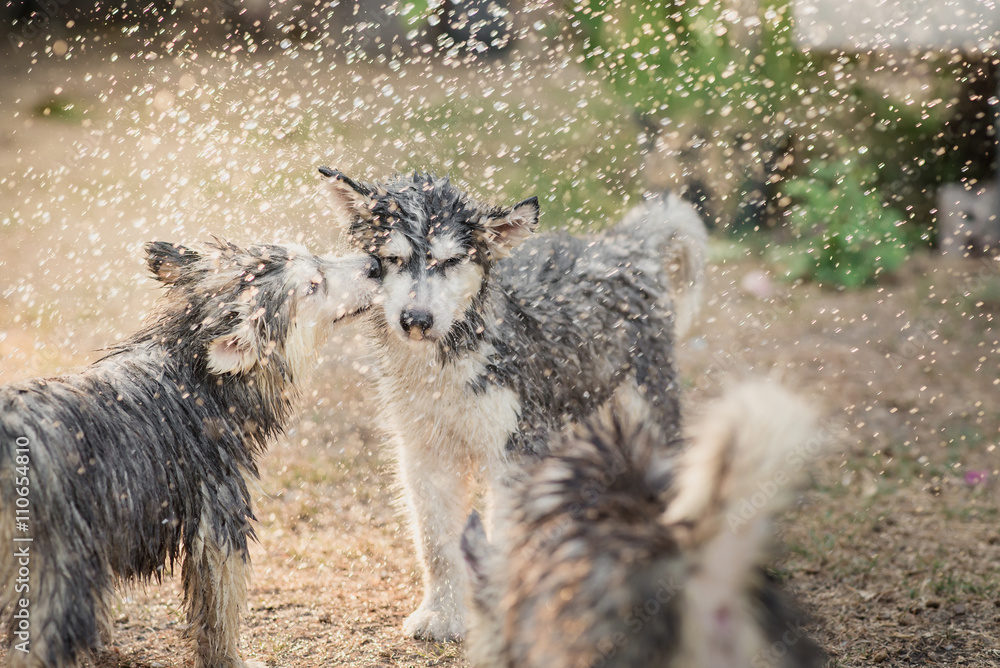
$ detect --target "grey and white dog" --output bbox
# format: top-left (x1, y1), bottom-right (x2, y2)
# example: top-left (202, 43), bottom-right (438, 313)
top-left (0, 240), bottom-right (379, 668)
top-left (461, 381), bottom-right (828, 668)
top-left (319, 167), bottom-right (707, 640)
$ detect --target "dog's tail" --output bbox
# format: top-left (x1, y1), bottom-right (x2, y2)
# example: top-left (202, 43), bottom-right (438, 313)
top-left (664, 380), bottom-right (819, 561)
top-left (614, 192), bottom-right (708, 337)
top-left (663, 381), bottom-right (822, 666)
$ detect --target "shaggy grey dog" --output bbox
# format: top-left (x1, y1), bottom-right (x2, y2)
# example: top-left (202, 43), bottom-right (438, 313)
top-left (319, 168), bottom-right (707, 640)
top-left (0, 240), bottom-right (379, 668)
top-left (461, 381), bottom-right (827, 668)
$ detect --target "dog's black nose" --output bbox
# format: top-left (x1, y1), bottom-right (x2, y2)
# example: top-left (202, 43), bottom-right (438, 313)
top-left (400, 309), bottom-right (434, 339)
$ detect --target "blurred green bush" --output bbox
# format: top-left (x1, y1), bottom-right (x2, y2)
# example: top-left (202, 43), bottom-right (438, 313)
top-left (560, 0), bottom-right (972, 287)
top-left (564, 0), bottom-right (805, 128)
top-left (777, 159), bottom-right (911, 287)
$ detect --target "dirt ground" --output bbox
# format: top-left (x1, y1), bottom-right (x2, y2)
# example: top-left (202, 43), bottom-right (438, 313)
top-left (1, 32), bottom-right (998, 668)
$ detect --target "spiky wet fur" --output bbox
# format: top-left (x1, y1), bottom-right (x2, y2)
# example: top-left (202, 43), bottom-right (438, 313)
top-left (0, 240), bottom-right (378, 668)
top-left (319, 169), bottom-right (708, 640)
top-left (461, 381), bottom-right (827, 668)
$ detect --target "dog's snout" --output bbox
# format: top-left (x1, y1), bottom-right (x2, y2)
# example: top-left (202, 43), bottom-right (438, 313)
top-left (365, 257), bottom-right (382, 280)
top-left (400, 309), bottom-right (434, 340)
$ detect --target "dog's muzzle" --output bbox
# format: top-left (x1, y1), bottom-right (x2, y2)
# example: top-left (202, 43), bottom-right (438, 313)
top-left (400, 309), bottom-right (434, 341)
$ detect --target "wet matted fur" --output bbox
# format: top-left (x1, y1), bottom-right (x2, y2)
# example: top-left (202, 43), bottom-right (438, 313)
top-left (461, 381), bottom-right (828, 668)
top-left (0, 241), bottom-right (379, 668)
top-left (319, 168), bottom-right (707, 640)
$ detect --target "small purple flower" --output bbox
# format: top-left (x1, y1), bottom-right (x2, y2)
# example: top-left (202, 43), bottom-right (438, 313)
top-left (964, 469), bottom-right (990, 486)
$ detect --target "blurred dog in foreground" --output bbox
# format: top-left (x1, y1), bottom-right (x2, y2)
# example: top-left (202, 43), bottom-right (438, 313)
top-left (0, 241), bottom-right (379, 668)
top-left (319, 167), bottom-right (707, 640)
top-left (461, 381), bottom-right (827, 668)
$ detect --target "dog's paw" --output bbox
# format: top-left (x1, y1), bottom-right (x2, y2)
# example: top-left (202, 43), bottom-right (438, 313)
top-left (196, 657), bottom-right (266, 668)
top-left (403, 604), bottom-right (464, 642)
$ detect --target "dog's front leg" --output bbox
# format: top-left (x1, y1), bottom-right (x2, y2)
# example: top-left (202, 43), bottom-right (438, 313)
top-left (397, 439), bottom-right (472, 642)
top-left (182, 513), bottom-right (258, 668)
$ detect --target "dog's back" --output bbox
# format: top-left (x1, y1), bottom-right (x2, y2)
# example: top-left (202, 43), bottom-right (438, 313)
top-left (0, 355), bottom-right (235, 667)
top-left (0, 349), bottom-right (256, 577)
top-left (501, 192), bottom-right (706, 334)
top-left (494, 193), bottom-right (708, 449)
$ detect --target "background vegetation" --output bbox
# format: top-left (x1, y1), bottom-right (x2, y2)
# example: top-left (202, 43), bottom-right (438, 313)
top-left (558, 0), bottom-right (996, 286)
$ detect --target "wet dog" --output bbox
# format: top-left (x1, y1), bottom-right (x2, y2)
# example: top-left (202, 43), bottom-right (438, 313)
top-left (319, 168), bottom-right (707, 640)
top-left (461, 381), bottom-right (827, 668)
top-left (0, 240), bottom-right (379, 668)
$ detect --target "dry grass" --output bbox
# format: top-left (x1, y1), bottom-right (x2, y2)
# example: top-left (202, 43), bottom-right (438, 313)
top-left (1, 36), bottom-right (998, 668)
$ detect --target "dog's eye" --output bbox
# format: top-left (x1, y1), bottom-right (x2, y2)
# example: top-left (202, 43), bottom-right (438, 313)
top-left (432, 256), bottom-right (465, 271)
top-left (307, 274), bottom-right (324, 296)
top-left (366, 257), bottom-right (382, 280)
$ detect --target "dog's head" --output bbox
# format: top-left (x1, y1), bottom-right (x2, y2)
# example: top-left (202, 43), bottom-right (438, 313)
top-left (319, 168), bottom-right (539, 346)
top-left (144, 239), bottom-right (380, 379)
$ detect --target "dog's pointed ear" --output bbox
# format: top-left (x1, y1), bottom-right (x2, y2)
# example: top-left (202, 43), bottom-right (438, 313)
top-left (206, 329), bottom-right (260, 375)
top-left (479, 196), bottom-right (539, 259)
top-left (460, 511), bottom-right (493, 589)
top-left (145, 241), bottom-right (199, 285)
top-left (318, 166), bottom-right (373, 229)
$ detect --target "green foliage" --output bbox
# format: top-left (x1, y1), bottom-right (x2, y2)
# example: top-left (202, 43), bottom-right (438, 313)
top-left (560, 0), bottom-right (954, 273)
top-left (32, 95), bottom-right (84, 122)
top-left (563, 0), bottom-right (808, 126)
top-left (398, 0), bottom-right (438, 28)
top-left (777, 160), bottom-right (911, 288)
